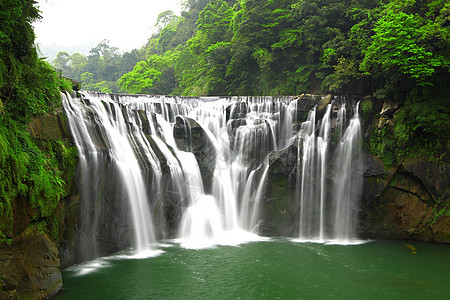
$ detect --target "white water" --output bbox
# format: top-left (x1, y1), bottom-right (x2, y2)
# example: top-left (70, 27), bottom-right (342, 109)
top-left (63, 92), bottom-right (363, 256)
top-left (175, 97), bottom-right (295, 248)
top-left (63, 93), bottom-right (156, 255)
top-left (332, 103), bottom-right (362, 241)
top-left (296, 100), bottom-right (362, 243)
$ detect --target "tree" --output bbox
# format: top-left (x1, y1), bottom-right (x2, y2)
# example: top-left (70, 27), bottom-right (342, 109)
top-left (361, 1), bottom-right (450, 86)
top-left (53, 51), bottom-right (71, 74)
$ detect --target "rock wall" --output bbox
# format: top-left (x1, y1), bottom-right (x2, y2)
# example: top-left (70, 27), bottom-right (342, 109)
top-left (1, 109), bottom-right (78, 299)
top-left (259, 143), bottom-right (299, 236)
top-left (0, 227), bottom-right (62, 299)
top-left (357, 95), bottom-right (450, 243)
top-left (360, 157), bottom-right (450, 242)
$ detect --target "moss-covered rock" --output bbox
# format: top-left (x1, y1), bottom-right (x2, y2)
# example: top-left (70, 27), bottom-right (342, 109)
top-left (27, 109), bottom-right (71, 141)
top-left (358, 95), bottom-right (450, 243)
top-left (0, 106), bottom-right (78, 298)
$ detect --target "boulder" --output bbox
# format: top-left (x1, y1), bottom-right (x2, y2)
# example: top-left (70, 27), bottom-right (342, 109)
top-left (294, 94), bottom-right (320, 122)
top-left (317, 94), bottom-right (332, 112)
top-left (380, 100), bottom-right (400, 118)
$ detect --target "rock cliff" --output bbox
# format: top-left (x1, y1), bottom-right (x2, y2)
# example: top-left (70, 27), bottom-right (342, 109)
top-left (0, 109), bottom-right (78, 299)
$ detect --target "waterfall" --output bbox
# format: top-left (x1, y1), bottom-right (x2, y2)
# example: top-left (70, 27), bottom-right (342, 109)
top-left (296, 100), bottom-right (362, 243)
top-left (63, 92), bottom-right (363, 258)
top-left (331, 103), bottom-right (362, 242)
top-left (176, 96), bottom-right (295, 248)
top-left (62, 93), bottom-right (157, 258)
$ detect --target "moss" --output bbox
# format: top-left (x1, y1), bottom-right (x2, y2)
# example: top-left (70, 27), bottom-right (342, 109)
top-left (388, 175), bottom-right (398, 187)
top-left (413, 194), bottom-right (450, 238)
top-left (360, 99), bottom-right (373, 122)
top-left (0, 116), bottom-right (78, 243)
top-left (394, 97), bottom-right (449, 161)
top-left (271, 174), bottom-right (288, 186)
top-left (368, 90), bottom-right (449, 168)
top-left (369, 126), bottom-right (398, 167)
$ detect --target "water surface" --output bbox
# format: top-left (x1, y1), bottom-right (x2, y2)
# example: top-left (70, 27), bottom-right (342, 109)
top-left (56, 239), bottom-right (450, 299)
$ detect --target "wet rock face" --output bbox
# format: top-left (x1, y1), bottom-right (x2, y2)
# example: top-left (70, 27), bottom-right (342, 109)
top-left (27, 109), bottom-right (71, 141)
top-left (0, 229), bottom-right (62, 299)
top-left (360, 157), bottom-right (450, 243)
top-left (294, 94), bottom-right (321, 121)
top-left (401, 159), bottom-right (450, 203)
top-left (173, 116), bottom-right (216, 194)
top-left (259, 143), bottom-right (299, 236)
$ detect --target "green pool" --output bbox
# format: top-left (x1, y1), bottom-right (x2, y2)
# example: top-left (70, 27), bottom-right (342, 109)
top-left (55, 239), bottom-right (450, 299)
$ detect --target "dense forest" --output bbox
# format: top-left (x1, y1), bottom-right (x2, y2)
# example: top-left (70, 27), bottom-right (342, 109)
top-left (0, 0), bottom-right (76, 244)
top-left (55, 0), bottom-right (449, 96)
top-left (55, 0), bottom-right (449, 161)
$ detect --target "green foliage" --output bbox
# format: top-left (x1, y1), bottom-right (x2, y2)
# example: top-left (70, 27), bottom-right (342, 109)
top-left (119, 61), bottom-right (162, 94)
top-left (360, 99), bottom-right (373, 122)
top-left (51, 0), bottom-right (450, 167)
top-left (53, 40), bottom-right (145, 93)
top-left (394, 96), bottom-right (450, 159)
top-left (0, 119), bottom-right (61, 237)
top-left (369, 125), bottom-right (398, 166)
top-left (0, 0), bottom-right (72, 122)
top-left (327, 57), bottom-right (363, 91)
top-left (119, 50), bottom-right (179, 95)
top-left (369, 84), bottom-right (449, 165)
top-left (360, 7), bottom-right (448, 85)
top-left (0, 0), bottom-right (78, 244)
top-left (116, 0), bottom-right (389, 96)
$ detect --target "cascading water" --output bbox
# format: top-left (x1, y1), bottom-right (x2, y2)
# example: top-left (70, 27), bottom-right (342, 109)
top-left (176, 96), bottom-right (295, 248)
top-left (331, 103), bottom-right (362, 242)
top-left (62, 93), bottom-right (157, 258)
top-left (295, 100), bottom-right (362, 243)
top-left (63, 92), bottom-right (363, 259)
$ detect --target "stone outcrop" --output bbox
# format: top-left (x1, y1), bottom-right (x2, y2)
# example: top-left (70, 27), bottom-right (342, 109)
top-left (260, 143), bottom-right (299, 236)
top-left (27, 108), bottom-right (71, 141)
top-left (173, 116), bottom-right (216, 194)
top-left (1, 109), bottom-right (77, 298)
top-left (0, 228), bottom-right (62, 299)
top-left (360, 158), bottom-right (450, 243)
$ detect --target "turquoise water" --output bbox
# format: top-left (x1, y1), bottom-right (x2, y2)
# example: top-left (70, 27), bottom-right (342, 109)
top-left (56, 239), bottom-right (450, 299)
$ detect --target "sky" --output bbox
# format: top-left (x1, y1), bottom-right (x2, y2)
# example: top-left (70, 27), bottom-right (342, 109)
top-left (34, 0), bottom-right (182, 53)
